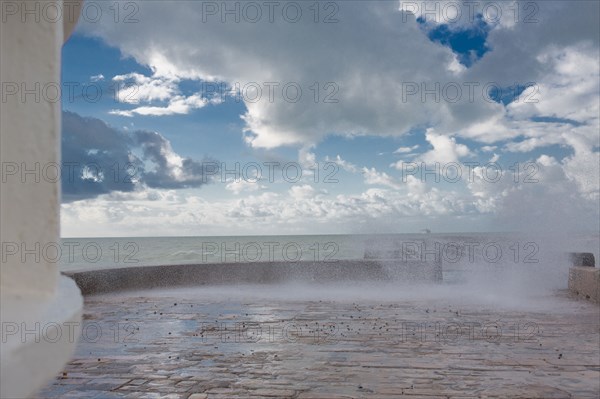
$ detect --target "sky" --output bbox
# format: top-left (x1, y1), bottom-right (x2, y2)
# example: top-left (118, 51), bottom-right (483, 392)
top-left (59, 0), bottom-right (599, 237)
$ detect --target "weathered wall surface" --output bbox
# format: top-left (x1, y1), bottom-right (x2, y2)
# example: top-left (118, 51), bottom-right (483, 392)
top-left (1, 2), bottom-right (84, 397)
top-left (569, 266), bottom-right (600, 304)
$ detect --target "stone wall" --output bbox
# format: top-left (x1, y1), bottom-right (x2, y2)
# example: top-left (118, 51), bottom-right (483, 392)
top-left (569, 266), bottom-right (600, 303)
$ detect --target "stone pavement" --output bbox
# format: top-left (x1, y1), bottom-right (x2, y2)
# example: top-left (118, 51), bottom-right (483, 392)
top-left (38, 286), bottom-right (600, 398)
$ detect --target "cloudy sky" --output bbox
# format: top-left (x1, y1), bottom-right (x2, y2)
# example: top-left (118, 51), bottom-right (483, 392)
top-left (60, 0), bottom-right (599, 237)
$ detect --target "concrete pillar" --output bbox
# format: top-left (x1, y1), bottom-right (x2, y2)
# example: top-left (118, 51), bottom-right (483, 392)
top-left (1, 1), bottom-right (84, 397)
top-left (568, 253), bottom-right (599, 304)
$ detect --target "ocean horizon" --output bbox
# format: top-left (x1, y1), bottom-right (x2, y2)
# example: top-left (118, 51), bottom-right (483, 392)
top-left (58, 232), bottom-right (600, 273)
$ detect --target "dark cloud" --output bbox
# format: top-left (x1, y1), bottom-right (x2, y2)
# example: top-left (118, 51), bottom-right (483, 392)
top-left (133, 130), bottom-right (216, 189)
top-left (61, 111), bottom-right (215, 202)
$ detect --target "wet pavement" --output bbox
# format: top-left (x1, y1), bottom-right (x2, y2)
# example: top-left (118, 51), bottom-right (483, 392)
top-left (38, 286), bottom-right (600, 398)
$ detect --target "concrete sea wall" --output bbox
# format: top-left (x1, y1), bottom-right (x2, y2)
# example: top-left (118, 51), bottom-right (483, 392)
top-left (65, 259), bottom-right (443, 295)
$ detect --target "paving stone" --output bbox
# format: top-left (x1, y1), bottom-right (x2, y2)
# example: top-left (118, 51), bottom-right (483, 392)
top-left (252, 388), bottom-right (296, 397)
top-left (37, 290), bottom-right (599, 398)
top-left (129, 379), bottom-right (148, 385)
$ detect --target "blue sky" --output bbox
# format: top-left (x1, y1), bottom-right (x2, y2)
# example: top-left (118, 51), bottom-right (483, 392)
top-left (59, 1), bottom-right (599, 237)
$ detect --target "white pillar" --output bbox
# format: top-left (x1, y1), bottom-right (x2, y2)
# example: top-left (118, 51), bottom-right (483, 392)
top-left (1, 1), bottom-right (84, 397)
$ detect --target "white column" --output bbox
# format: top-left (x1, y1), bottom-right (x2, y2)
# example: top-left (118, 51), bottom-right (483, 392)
top-left (1, 1), bottom-right (83, 397)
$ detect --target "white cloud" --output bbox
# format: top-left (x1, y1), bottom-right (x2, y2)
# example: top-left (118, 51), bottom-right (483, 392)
top-left (395, 129), bottom-right (470, 167)
top-left (61, 183), bottom-right (472, 237)
top-left (77, 1), bottom-right (599, 161)
top-left (78, 1), bottom-right (509, 149)
top-left (464, 152), bottom-right (599, 231)
top-left (325, 155), bottom-right (358, 173)
top-left (110, 94), bottom-right (221, 117)
top-left (225, 179), bottom-right (266, 195)
top-left (78, 1), bottom-right (597, 144)
top-left (447, 55), bottom-right (467, 74)
top-left (362, 167), bottom-right (402, 190)
top-left (90, 74), bottom-right (104, 82)
top-left (422, 130), bottom-right (470, 164)
top-left (61, 151), bottom-right (599, 236)
top-left (562, 135), bottom-right (600, 202)
top-left (394, 145), bottom-right (419, 154)
top-left (298, 147), bottom-right (316, 168)
top-left (289, 184), bottom-right (316, 199)
top-left (534, 44), bottom-right (600, 119)
top-left (112, 72), bottom-right (178, 103)
top-left (109, 71), bottom-right (224, 116)
top-left (67, 1), bottom-right (599, 234)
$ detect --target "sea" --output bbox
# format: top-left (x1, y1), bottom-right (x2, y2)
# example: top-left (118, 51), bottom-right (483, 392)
top-left (59, 233), bottom-right (599, 276)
